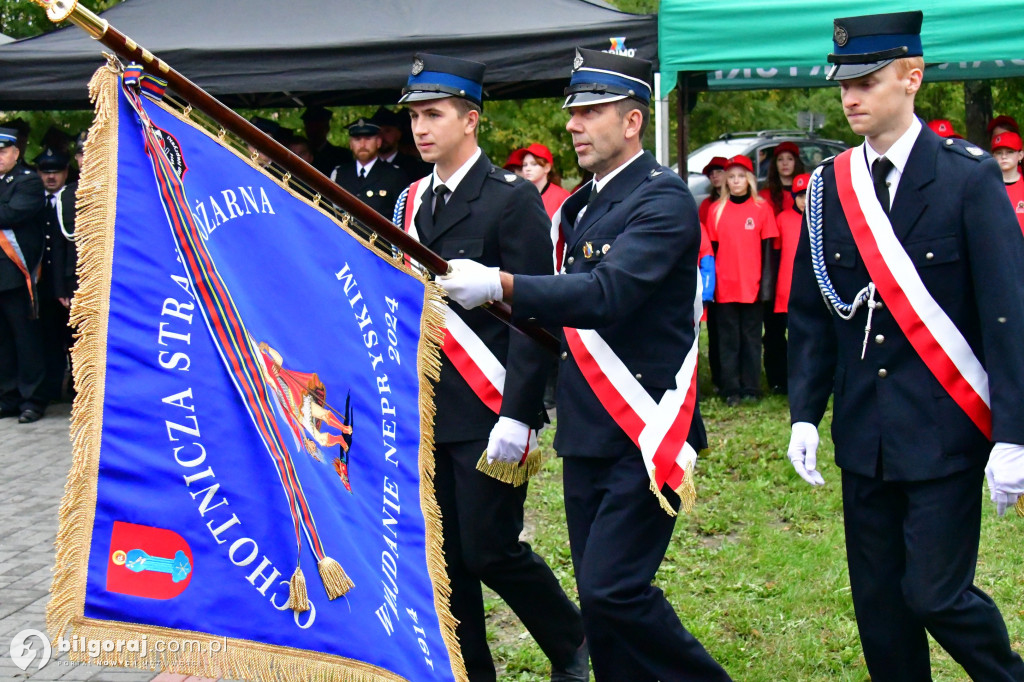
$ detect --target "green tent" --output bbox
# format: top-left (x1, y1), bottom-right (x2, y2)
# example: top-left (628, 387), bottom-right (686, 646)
top-left (658, 0), bottom-right (1024, 92)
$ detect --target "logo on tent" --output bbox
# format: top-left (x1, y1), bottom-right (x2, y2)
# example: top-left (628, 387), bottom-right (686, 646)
top-left (605, 37), bottom-right (636, 58)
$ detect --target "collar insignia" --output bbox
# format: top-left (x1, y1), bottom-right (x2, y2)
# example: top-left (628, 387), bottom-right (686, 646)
top-left (504, 173), bottom-right (517, 182)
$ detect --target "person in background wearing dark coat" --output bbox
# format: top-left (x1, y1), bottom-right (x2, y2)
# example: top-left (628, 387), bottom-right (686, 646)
top-left (330, 118), bottom-right (406, 219)
top-left (439, 47), bottom-right (732, 682)
top-left (0, 126), bottom-right (47, 423)
top-left (301, 106), bottom-right (351, 176)
top-left (35, 147), bottom-right (78, 404)
top-left (393, 53), bottom-right (587, 682)
top-left (786, 11), bottom-right (1024, 680)
top-left (370, 106), bottom-right (432, 183)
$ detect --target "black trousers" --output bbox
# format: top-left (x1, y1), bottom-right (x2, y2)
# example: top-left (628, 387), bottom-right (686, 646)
top-left (706, 304), bottom-right (721, 390)
top-left (38, 296), bottom-right (72, 402)
top-left (433, 439), bottom-right (583, 681)
top-left (761, 308), bottom-right (787, 392)
top-left (563, 455), bottom-right (732, 682)
top-left (0, 286), bottom-right (46, 413)
top-left (842, 465), bottom-right (1024, 682)
top-left (716, 302), bottom-right (763, 398)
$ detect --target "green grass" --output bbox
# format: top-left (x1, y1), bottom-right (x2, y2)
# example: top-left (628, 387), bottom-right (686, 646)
top-left (480, 393), bottom-right (1024, 681)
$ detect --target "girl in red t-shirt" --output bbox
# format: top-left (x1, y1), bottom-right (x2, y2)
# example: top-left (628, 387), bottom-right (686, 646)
top-left (991, 132), bottom-right (1024, 236)
top-left (698, 156), bottom-right (728, 226)
top-left (708, 155), bottom-right (779, 405)
top-left (521, 143), bottom-right (570, 220)
top-left (767, 141), bottom-right (805, 216)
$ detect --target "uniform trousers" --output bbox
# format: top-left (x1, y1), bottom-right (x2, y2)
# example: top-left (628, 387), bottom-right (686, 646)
top-left (842, 463), bottom-right (1024, 682)
top-left (38, 296), bottom-right (72, 402)
top-left (563, 455), bottom-right (731, 681)
top-left (715, 302), bottom-right (763, 398)
top-left (761, 308), bottom-right (787, 393)
top-left (0, 286), bottom-right (46, 413)
top-left (433, 439), bottom-right (583, 681)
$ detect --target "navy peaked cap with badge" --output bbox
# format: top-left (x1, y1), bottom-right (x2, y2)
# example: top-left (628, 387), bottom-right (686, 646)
top-left (0, 127), bottom-right (17, 148)
top-left (827, 10), bottom-right (924, 81)
top-left (399, 53), bottom-right (486, 106)
top-left (347, 118), bottom-right (381, 137)
top-left (34, 147), bottom-right (70, 171)
top-left (563, 47), bottom-right (653, 109)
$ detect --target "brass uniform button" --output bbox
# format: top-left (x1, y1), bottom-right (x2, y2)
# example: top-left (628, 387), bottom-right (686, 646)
top-left (925, 252), bottom-right (934, 260)
top-left (567, 256), bottom-right (575, 265)
top-left (875, 334), bottom-right (885, 344)
top-left (877, 368), bottom-right (888, 378)
top-left (560, 352), bottom-right (567, 360)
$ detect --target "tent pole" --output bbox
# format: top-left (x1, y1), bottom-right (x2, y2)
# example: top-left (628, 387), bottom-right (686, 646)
top-left (676, 73), bottom-right (690, 178)
top-left (30, 0), bottom-right (559, 353)
top-left (654, 73), bottom-right (670, 166)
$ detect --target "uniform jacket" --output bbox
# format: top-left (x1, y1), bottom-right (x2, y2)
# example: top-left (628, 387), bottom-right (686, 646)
top-left (403, 151), bottom-right (553, 443)
top-left (788, 127), bottom-right (1024, 480)
top-left (39, 182), bottom-right (77, 300)
top-left (512, 151), bottom-right (708, 458)
top-left (0, 163), bottom-right (45, 292)
top-left (333, 159), bottom-right (406, 219)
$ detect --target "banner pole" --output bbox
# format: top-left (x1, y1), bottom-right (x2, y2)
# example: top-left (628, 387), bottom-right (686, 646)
top-left (32, 0), bottom-right (559, 353)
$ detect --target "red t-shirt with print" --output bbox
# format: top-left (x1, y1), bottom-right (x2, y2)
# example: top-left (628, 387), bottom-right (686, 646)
top-left (773, 207), bottom-right (803, 313)
top-left (1004, 176), bottom-right (1024, 237)
top-left (708, 197), bottom-right (779, 304)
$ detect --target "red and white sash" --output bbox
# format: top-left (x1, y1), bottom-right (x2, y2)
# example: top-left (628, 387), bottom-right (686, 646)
top-left (398, 177), bottom-right (538, 455)
top-left (0, 228), bottom-right (38, 312)
top-left (833, 147), bottom-right (992, 437)
top-left (563, 272), bottom-right (704, 514)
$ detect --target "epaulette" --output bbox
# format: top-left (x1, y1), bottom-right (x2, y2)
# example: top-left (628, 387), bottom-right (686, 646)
top-left (941, 137), bottom-right (988, 161)
top-left (487, 165), bottom-right (522, 185)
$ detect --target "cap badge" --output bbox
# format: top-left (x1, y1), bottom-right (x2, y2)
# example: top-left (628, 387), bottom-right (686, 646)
top-left (583, 242), bottom-right (594, 258)
top-left (504, 173), bottom-right (517, 182)
top-left (833, 24), bottom-right (849, 47)
top-left (573, 50), bottom-right (584, 71)
top-left (411, 57), bottom-right (424, 76)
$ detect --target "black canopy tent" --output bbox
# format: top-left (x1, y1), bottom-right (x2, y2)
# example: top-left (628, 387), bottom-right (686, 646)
top-left (0, 0), bottom-right (656, 110)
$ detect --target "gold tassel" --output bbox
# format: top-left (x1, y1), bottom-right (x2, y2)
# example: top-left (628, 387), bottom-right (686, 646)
top-left (318, 556), bottom-right (354, 599)
top-left (288, 566), bottom-right (309, 613)
top-left (649, 468), bottom-right (697, 517)
top-left (475, 447), bottom-right (549, 486)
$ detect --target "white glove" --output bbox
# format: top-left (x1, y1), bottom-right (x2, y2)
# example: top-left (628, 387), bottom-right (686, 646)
top-left (985, 443), bottom-right (1024, 516)
top-left (787, 422), bottom-right (825, 486)
top-left (438, 259), bottom-right (502, 309)
top-left (486, 417), bottom-right (534, 465)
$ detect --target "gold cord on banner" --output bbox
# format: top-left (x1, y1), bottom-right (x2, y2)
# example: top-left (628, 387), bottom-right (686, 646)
top-left (46, 62), bottom-right (467, 682)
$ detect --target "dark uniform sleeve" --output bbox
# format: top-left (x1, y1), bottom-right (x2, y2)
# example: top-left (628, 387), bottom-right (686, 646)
top-left (786, 198), bottom-right (838, 427)
top-left (511, 178), bottom-right (692, 329)
top-left (0, 171), bottom-right (45, 228)
top-left (962, 157), bottom-right (1024, 444)
top-left (60, 185), bottom-right (79, 294)
top-left (496, 180), bottom-right (554, 425)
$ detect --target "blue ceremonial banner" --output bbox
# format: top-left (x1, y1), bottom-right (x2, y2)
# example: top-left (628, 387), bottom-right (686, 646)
top-left (49, 65), bottom-right (463, 681)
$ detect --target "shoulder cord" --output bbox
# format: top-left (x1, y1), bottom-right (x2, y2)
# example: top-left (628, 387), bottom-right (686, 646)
top-left (807, 167), bottom-right (878, 359)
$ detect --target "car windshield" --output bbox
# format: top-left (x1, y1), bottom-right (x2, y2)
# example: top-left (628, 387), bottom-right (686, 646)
top-left (687, 139), bottom-right (753, 175)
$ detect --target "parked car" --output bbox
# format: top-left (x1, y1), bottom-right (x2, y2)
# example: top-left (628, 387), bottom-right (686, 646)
top-left (675, 130), bottom-right (849, 206)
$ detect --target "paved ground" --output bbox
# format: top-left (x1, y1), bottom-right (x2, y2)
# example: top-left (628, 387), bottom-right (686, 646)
top-left (0, 404), bottom-right (216, 682)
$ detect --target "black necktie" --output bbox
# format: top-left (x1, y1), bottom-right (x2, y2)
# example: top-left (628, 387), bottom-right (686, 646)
top-left (576, 186), bottom-right (598, 226)
top-left (433, 184), bottom-right (449, 224)
top-left (359, 166), bottom-right (367, 179)
top-left (871, 157), bottom-right (894, 215)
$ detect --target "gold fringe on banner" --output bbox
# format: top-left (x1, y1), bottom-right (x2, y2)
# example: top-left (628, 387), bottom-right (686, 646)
top-left (317, 556), bottom-right (354, 599)
top-left (474, 447), bottom-right (549, 487)
top-left (45, 62), bottom-right (467, 682)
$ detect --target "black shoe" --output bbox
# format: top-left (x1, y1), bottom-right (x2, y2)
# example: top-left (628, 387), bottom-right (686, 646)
top-left (18, 408), bottom-right (44, 424)
top-left (0, 407), bottom-right (19, 419)
top-left (725, 395), bottom-right (741, 407)
top-left (741, 394), bottom-right (759, 404)
top-left (551, 639), bottom-right (589, 682)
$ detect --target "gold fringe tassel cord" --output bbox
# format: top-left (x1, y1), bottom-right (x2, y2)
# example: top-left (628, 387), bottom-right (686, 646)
top-left (417, 286), bottom-right (469, 682)
top-left (475, 447), bottom-right (549, 487)
top-left (47, 61), bottom-right (122, 645)
top-left (649, 457), bottom-right (698, 517)
top-left (288, 565), bottom-right (310, 613)
top-left (318, 556), bottom-right (354, 599)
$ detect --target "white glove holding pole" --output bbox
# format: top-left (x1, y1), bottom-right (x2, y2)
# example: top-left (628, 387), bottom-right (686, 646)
top-left (486, 417), bottom-right (534, 465)
top-left (787, 421), bottom-right (825, 486)
top-left (985, 442), bottom-right (1024, 516)
top-left (438, 259), bottom-right (502, 310)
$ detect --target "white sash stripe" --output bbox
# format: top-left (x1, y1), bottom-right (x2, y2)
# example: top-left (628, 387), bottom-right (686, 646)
top-left (443, 304), bottom-right (506, 395)
top-left (849, 147), bottom-right (990, 406)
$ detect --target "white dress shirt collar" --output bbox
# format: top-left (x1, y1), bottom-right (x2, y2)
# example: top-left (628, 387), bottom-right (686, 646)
top-left (356, 157), bottom-right (377, 177)
top-left (592, 149), bottom-right (645, 194)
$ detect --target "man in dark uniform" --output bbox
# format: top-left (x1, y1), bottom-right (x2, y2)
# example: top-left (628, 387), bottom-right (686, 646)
top-left (392, 53), bottom-right (587, 682)
top-left (786, 12), bottom-right (1024, 680)
top-left (370, 106), bottom-right (432, 183)
top-left (0, 126), bottom-right (47, 423)
top-left (439, 49), bottom-right (731, 681)
top-left (301, 106), bottom-right (351, 176)
top-left (329, 118), bottom-right (406, 219)
top-left (35, 147), bottom-right (77, 403)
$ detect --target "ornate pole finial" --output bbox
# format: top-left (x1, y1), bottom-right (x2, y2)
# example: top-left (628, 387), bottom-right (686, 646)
top-left (31, 0), bottom-right (77, 23)
top-left (31, 0), bottom-right (108, 39)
